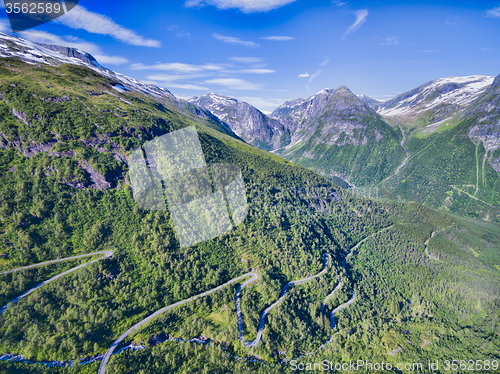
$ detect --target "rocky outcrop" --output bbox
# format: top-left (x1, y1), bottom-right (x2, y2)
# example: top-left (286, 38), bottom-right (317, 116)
top-left (189, 93), bottom-right (290, 151)
top-left (36, 43), bottom-right (102, 68)
top-left (465, 74), bottom-right (500, 154)
top-left (78, 160), bottom-right (111, 190)
top-left (272, 86), bottom-right (394, 150)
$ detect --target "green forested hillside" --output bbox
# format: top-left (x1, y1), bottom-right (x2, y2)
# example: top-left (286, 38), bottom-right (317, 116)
top-left (380, 118), bottom-right (500, 222)
top-left (0, 57), bottom-right (499, 374)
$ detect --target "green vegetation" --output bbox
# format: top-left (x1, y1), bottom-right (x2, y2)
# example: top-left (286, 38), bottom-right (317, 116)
top-left (380, 119), bottom-right (500, 222)
top-left (0, 57), bottom-right (498, 374)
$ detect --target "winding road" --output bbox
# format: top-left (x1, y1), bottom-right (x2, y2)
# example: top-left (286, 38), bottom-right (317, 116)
top-left (424, 223), bottom-right (454, 261)
top-left (98, 272), bottom-right (257, 374)
top-left (322, 225), bottom-right (393, 330)
top-left (0, 251), bottom-right (114, 315)
top-left (1, 226), bottom-right (397, 373)
top-left (236, 254), bottom-right (331, 348)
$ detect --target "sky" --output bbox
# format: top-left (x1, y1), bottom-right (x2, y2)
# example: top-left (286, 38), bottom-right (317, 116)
top-left (0, 0), bottom-right (499, 113)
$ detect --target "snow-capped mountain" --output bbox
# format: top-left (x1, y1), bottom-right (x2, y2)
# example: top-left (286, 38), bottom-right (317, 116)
top-left (464, 75), bottom-right (500, 171)
top-left (0, 32), bottom-right (176, 101)
top-left (0, 32), bottom-right (238, 140)
top-left (271, 87), bottom-right (396, 150)
top-left (269, 86), bottom-right (405, 184)
top-left (189, 93), bottom-right (290, 151)
top-left (378, 75), bottom-right (494, 132)
top-left (357, 95), bottom-right (384, 110)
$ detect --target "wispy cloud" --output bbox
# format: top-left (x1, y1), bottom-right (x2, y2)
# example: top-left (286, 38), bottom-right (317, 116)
top-left (486, 7), bottom-right (500, 18)
top-left (205, 78), bottom-right (262, 90)
top-left (321, 57), bottom-right (331, 66)
top-left (185, 0), bottom-right (298, 13)
top-left (55, 6), bottom-right (161, 47)
top-left (213, 33), bottom-right (259, 48)
top-left (420, 49), bottom-right (439, 53)
top-left (298, 73), bottom-right (310, 78)
top-left (445, 18), bottom-right (458, 26)
top-left (307, 69), bottom-right (322, 90)
top-left (332, 0), bottom-right (347, 6)
top-left (260, 36), bottom-right (295, 41)
top-left (240, 69), bottom-right (275, 74)
top-left (19, 30), bottom-right (129, 65)
top-left (381, 36), bottom-right (400, 46)
top-left (131, 62), bottom-right (224, 72)
top-left (229, 57), bottom-right (263, 63)
top-left (238, 96), bottom-right (290, 113)
top-left (146, 73), bottom-right (208, 82)
top-left (166, 25), bottom-right (191, 38)
top-left (342, 9), bottom-right (368, 39)
top-left (0, 19), bottom-right (9, 33)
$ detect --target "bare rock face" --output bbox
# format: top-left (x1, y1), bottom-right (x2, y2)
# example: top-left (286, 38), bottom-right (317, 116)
top-left (271, 86), bottom-right (394, 149)
top-left (189, 93), bottom-right (291, 151)
top-left (78, 160), bottom-right (111, 190)
top-left (36, 43), bottom-right (102, 68)
top-left (466, 74), bottom-right (500, 170)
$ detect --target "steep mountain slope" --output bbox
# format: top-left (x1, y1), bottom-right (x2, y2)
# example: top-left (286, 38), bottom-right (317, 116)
top-left (357, 94), bottom-right (384, 110)
top-left (378, 75), bottom-right (494, 135)
top-left (0, 32), bottom-right (237, 141)
top-left (465, 74), bottom-right (500, 170)
top-left (189, 93), bottom-right (290, 151)
top-left (380, 74), bottom-right (500, 220)
top-left (271, 86), bottom-right (406, 185)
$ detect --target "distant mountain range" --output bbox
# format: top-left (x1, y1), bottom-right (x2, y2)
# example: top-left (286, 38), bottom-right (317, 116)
top-left (1, 30), bottom-right (497, 220)
top-left (191, 75), bottom-right (500, 219)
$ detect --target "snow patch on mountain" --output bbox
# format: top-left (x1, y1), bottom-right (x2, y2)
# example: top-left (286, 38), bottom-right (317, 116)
top-left (378, 75), bottom-right (494, 118)
top-left (0, 32), bottom-right (175, 102)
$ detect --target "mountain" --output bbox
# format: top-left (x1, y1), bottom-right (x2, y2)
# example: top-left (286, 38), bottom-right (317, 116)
top-left (36, 43), bottom-right (103, 68)
top-left (0, 32), bottom-right (238, 141)
top-left (0, 32), bottom-right (499, 374)
top-left (271, 86), bottom-right (405, 185)
top-left (189, 93), bottom-right (290, 151)
top-left (379, 74), bottom-right (500, 219)
top-left (357, 94), bottom-right (384, 110)
top-left (464, 74), bottom-right (500, 170)
top-left (378, 75), bottom-right (494, 135)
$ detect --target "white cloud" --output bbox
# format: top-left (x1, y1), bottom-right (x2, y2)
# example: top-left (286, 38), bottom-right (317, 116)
top-left (307, 69), bottom-right (322, 90)
top-left (0, 19), bottom-right (9, 33)
top-left (420, 49), bottom-right (439, 53)
top-left (206, 78), bottom-right (262, 90)
top-left (229, 57), bottom-right (263, 63)
top-left (260, 36), bottom-right (295, 41)
top-left (298, 73), bottom-right (310, 78)
top-left (240, 69), bottom-right (275, 74)
top-left (19, 30), bottom-right (129, 65)
top-left (146, 73), bottom-right (208, 82)
top-left (486, 7), bottom-right (500, 18)
top-left (381, 36), bottom-right (400, 46)
top-left (185, 0), bottom-right (297, 13)
top-left (212, 33), bottom-right (259, 48)
top-left (238, 96), bottom-right (289, 112)
top-left (55, 5), bottom-right (160, 47)
top-left (342, 9), bottom-right (368, 39)
top-left (164, 83), bottom-right (209, 90)
top-left (131, 62), bottom-right (224, 73)
top-left (332, 0), bottom-right (347, 6)
top-left (166, 25), bottom-right (191, 38)
top-left (321, 57), bottom-right (331, 66)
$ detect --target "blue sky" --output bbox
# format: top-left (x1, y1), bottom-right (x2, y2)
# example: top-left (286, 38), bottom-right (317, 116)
top-left (1, 0), bottom-right (499, 112)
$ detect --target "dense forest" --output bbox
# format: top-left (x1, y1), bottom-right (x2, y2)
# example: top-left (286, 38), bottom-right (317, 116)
top-left (0, 57), bottom-right (499, 374)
